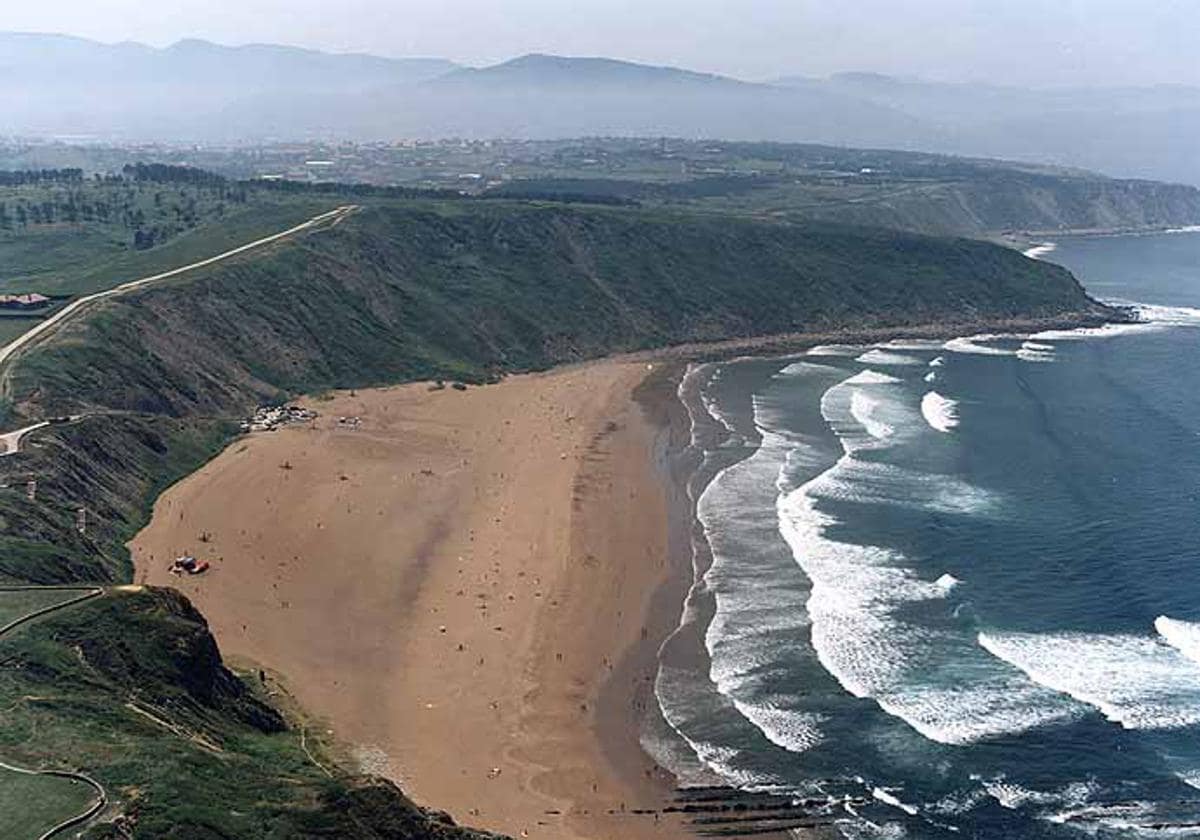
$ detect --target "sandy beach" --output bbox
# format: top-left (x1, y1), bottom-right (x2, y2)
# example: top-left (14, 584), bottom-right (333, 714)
top-left (130, 361), bottom-right (692, 840)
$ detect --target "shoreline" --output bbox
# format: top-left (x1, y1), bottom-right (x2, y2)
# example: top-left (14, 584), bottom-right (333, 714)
top-left (125, 308), bottom-right (1124, 840)
top-left (130, 361), bottom-right (697, 840)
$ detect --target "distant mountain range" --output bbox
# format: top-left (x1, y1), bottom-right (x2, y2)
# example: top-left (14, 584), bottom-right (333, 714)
top-left (2, 32), bottom-right (1198, 185)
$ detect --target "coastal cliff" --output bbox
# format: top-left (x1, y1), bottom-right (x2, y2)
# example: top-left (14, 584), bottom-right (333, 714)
top-left (0, 197), bottom-right (1113, 838)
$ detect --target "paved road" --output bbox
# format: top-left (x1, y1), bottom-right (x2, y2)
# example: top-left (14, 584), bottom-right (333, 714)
top-left (0, 204), bottom-right (355, 370)
top-left (0, 421), bottom-right (48, 457)
top-left (0, 207), bottom-right (361, 833)
top-left (0, 204), bottom-right (357, 453)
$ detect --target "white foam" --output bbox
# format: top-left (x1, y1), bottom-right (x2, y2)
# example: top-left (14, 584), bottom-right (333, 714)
top-left (1031, 322), bottom-right (1154, 341)
top-left (943, 335), bottom-right (1016, 356)
top-left (731, 698), bottom-right (824, 754)
top-left (805, 457), bottom-right (997, 517)
top-left (929, 356), bottom-right (945, 367)
top-left (1128, 302), bottom-right (1200, 326)
top-left (872, 788), bottom-right (919, 816)
top-left (856, 349), bottom-right (922, 366)
top-left (883, 338), bottom-right (945, 350)
top-left (935, 573), bottom-right (960, 591)
top-left (850, 391), bottom-right (894, 441)
top-left (777, 468), bottom-right (1071, 744)
top-left (923, 371), bottom-right (937, 384)
top-left (809, 344), bottom-right (866, 356)
top-left (1028, 299), bottom-right (1194, 341)
top-left (1044, 799), bottom-right (1200, 836)
top-left (978, 629), bottom-right (1200, 730)
top-left (1017, 340), bottom-right (1056, 363)
top-left (778, 360), bottom-right (840, 378)
top-left (921, 391), bottom-right (959, 433)
top-left (983, 779), bottom-right (1061, 810)
top-left (1023, 241), bottom-right (1058, 260)
top-left (835, 819), bottom-right (909, 840)
top-left (694, 377), bottom-right (838, 763)
top-left (655, 664), bottom-right (791, 790)
top-left (771, 374), bottom-right (1084, 744)
top-left (1155, 616), bottom-right (1200, 667)
top-left (844, 370), bottom-right (903, 386)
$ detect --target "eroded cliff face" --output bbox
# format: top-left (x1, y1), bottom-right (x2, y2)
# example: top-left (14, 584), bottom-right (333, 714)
top-left (0, 199), bottom-right (1109, 840)
top-left (9, 201), bottom-right (1101, 422)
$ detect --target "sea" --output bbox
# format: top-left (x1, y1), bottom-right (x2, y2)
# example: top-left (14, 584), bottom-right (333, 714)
top-left (651, 229), bottom-right (1200, 838)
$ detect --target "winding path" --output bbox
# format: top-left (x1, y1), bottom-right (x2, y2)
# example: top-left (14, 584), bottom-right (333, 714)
top-left (0, 205), bottom-right (360, 834)
top-left (0, 586), bottom-right (108, 839)
top-left (0, 203), bottom-right (358, 452)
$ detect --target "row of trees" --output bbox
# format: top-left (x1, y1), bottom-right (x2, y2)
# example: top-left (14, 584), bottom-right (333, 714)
top-left (0, 168), bottom-right (85, 187)
top-left (0, 163), bottom-right (247, 250)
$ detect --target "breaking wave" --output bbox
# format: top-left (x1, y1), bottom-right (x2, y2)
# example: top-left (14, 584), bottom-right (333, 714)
top-left (856, 349), bottom-right (923, 366)
top-left (920, 391), bottom-right (959, 433)
top-left (978, 629), bottom-right (1200, 730)
top-left (943, 335), bottom-right (1015, 356)
top-left (1155, 616), bottom-right (1200, 667)
top-left (1023, 242), bottom-right (1058, 260)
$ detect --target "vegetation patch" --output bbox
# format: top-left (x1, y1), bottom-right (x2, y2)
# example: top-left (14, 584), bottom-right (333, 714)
top-left (0, 765), bottom-right (99, 839)
top-left (0, 587), bottom-right (501, 840)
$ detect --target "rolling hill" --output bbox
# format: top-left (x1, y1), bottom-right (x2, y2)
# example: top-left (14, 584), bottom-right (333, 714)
top-left (4, 32), bottom-right (1197, 186)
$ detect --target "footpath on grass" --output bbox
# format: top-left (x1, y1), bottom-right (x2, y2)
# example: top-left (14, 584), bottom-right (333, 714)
top-left (0, 585), bottom-right (107, 839)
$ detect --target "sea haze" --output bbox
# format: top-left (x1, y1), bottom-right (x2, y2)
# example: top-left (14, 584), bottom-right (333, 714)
top-left (655, 230), bottom-right (1200, 837)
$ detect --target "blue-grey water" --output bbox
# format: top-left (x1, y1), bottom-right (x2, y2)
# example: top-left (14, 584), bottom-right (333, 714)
top-left (655, 231), bottom-right (1200, 838)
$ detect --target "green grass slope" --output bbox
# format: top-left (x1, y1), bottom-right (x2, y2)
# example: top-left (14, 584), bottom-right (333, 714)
top-left (0, 766), bottom-right (99, 839)
top-left (0, 587), bottom-right (500, 840)
top-left (10, 200), bottom-right (1103, 419)
top-left (0, 197), bottom-right (1112, 838)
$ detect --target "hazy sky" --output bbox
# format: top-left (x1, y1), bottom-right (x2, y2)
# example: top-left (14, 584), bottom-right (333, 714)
top-left (6, 0), bottom-right (1198, 86)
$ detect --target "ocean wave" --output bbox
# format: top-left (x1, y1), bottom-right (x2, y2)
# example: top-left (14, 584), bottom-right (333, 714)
top-left (1023, 242), bottom-right (1058, 260)
top-left (1031, 322), bottom-right (1154, 340)
top-left (883, 339), bottom-right (946, 351)
top-left (935, 573), bottom-right (960, 591)
top-left (978, 630), bottom-right (1200, 730)
top-left (1027, 300), bottom-right (1197, 340)
top-left (655, 663), bottom-right (793, 790)
top-left (809, 344), bottom-right (867, 356)
top-left (778, 481), bottom-right (1072, 745)
top-left (929, 356), bottom-right (945, 367)
top-left (835, 819), bottom-right (909, 840)
top-left (982, 779), bottom-right (1064, 810)
top-left (943, 335), bottom-right (1016, 356)
top-left (778, 359), bottom-right (851, 379)
top-left (810, 458), bottom-right (998, 516)
top-left (730, 697), bottom-right (825, 754)
top-left (1017, 340), bottom-right (1056, 363)
top-left (920, 391), bottom-right (959, 433)
top-left (856, 349), bottom-right (923, 366)
top-left (1127, 302), bottom-right (1200, 326)
top-left (1154, 616), bottom-right (1200, 667)
top-left (850, 392), bottom-right (895, 441)
top-left (821, 378), bottom-right (993, 515)
top-left (844, 369), bottom-right (904, 386)
top-left (697, 399), bottom-right (836, 761)
top-left (872, 787), bottom-right (919, 816)
top-left (773, 376), bottom-right (1081, 745)
top-left (1045, 799), bottom-right (1200, 837)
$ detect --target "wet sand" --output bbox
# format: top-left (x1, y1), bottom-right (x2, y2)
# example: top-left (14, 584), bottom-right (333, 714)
top-left (130, 362), bottom-right (692, 840)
